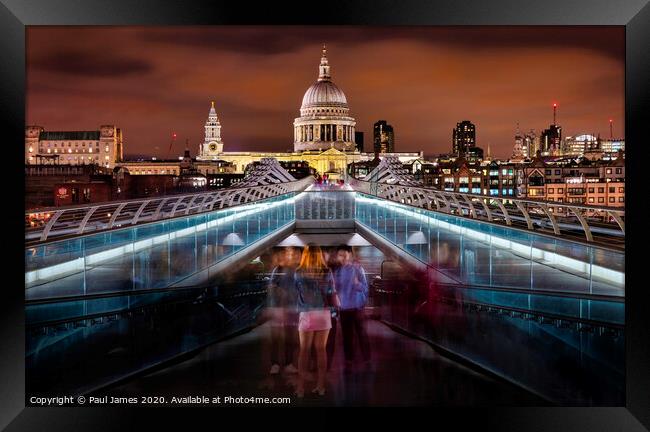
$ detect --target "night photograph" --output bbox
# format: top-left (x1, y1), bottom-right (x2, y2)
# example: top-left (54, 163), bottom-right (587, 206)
top-left (20, 24), bottom-right (629, 410)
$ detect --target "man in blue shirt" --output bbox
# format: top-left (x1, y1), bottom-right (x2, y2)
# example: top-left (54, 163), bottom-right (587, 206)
top-left (333, 245), bottom-right (371, 368)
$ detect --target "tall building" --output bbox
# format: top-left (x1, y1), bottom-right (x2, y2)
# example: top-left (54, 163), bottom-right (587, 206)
top-left (524, 129), bottom-right (537, 158)
top-left (540, 104), bottom-right (562, 156)
top-left (25, 125), bottom-right (123, 168)
top-left (452, 120), bottom-right (476, 156)
top-left (354, 131), bottom-right (364, 152)
top-left (540, 125), bottom-right (562, 155)
top-left (293, 46), bottom-right (357, 152)
top-left (198, 101), bottom-right (224, 159)
top-left (373, 120), bottom-right (395, 153)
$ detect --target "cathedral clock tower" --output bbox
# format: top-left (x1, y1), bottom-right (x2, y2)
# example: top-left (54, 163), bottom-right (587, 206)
top-left (199, 101), bottom-right (224, 159)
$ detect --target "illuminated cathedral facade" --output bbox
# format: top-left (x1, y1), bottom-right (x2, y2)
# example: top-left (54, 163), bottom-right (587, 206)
top-left (196, 47), bottom-right (422, 175)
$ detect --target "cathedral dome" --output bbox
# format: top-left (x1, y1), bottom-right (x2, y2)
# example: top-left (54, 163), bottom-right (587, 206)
top-left (301, 80), bottom-right (348, 108)
top-left (300, 46), bottom-right (348, 111)
top-left (294, 46), bottom-right (356, 153)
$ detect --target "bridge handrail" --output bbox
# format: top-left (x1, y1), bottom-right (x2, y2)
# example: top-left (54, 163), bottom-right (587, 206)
top-left (349, 178), bottom-right (625, 243)
top-left (26, 176), bottom-right (314, 243)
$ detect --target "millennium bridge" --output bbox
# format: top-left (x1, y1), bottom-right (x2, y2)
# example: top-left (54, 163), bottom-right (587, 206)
top-left (25, 157), bottom-right (624, 405)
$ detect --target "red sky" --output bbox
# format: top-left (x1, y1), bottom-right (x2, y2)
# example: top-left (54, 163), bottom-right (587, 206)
top-left (26, 26), bottom-right (624, 159)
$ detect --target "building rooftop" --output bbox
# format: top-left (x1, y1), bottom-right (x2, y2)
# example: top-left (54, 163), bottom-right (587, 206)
top-left (39, 131), bottom-right (101, 141)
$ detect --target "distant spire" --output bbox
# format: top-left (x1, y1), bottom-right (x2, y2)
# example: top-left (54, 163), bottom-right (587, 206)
top-left (318, 44), bottom-right (331, 81)
top-left (211, 100), bottom-right (215, 108)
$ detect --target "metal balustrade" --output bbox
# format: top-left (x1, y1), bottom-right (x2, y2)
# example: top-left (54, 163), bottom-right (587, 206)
top-left (349, 155), bottom-right (624, 245)
top-left (25, 192), bottom-right (299, 298)
top-left (26, 176), bottom-right (313, 243)
top-left (348, 179), bottom-right (625, 246)
top-left (355, 192), bottom-right (624, 297)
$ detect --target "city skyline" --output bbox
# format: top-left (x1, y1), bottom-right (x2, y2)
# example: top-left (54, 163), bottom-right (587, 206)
top-left (26, 26), bottom-right (624, 159)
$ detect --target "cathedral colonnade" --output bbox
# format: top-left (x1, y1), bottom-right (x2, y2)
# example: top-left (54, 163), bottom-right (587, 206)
top-left (294, 124), bottom-right (355, 144)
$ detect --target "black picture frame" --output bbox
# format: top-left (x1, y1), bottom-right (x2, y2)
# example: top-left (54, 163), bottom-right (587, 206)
top-left (2, 0), bottom-right (649, 429)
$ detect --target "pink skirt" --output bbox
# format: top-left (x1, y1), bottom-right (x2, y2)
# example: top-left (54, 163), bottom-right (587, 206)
top-left (298, 310), bottom-right (332, 332)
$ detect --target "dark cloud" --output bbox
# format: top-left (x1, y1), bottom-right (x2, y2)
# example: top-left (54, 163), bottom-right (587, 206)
top-left (32, 49), bottom-right (153, 77)
top-left (137, 26), bottom-right (623, 60)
